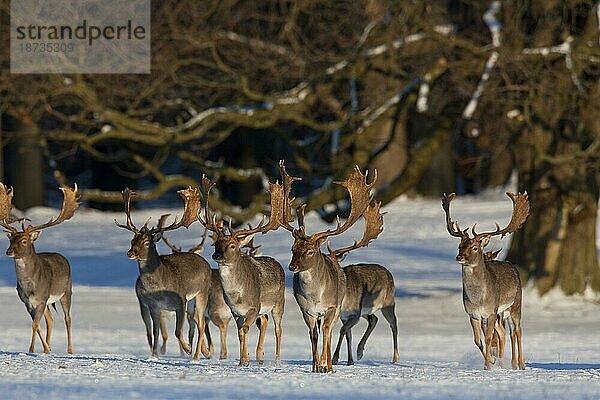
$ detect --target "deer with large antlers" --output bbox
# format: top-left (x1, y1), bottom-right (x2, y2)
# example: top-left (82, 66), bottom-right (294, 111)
top-left (115, 187), bottom-right (212, 359)
top-left (273, 161), bottom-right (381, 373)
top-left (198, 176), bottom-right (285, 366)
top-left (328, 202), bottom-right (398, 366)
top-left (0, 183), bottom-right (79, 354)
top-left (442, 192), bottom-right (529, 370)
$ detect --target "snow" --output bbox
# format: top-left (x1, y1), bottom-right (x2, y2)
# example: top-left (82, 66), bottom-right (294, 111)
top-left (0, 192), bottom-right (599, 399)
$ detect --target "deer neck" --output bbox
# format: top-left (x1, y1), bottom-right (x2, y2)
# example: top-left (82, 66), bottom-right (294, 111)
top-left (217, 252), bottom-right (249, 282)
top-left (297, 252), bottom-right (333, 285)
top-left (13, 252), bottom-right (42, 282)
top-left (461, 255), bottom-right (488, 298)
top-left (137, 246), bottom-right (161, 273)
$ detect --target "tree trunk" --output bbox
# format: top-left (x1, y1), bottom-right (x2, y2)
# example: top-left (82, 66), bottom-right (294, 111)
top-left (4, 113), bottom-right (45, 210)
top-left (508, 125), bottom-right (600, 295)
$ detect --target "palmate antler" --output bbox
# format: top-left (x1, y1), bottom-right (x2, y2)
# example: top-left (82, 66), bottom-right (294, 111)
top-left (328, 200), bottom-right (384, 260)
top-left (115, 187), bottom-right (201, 234)
top-left (0, 183), bottom-right (80, 234)
top-left (271, 161), bottom-right (381, 257)
top-left (311, 166), bottom-right (377, 244)
top-left (198, 168), bottom-right (292, 240)
top-left (441, 191), bottom-right (530, 241)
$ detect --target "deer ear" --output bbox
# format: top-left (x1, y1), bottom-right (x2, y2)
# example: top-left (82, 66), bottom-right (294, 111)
top-left (30, 231), bottom-right (41, 241)
top-left (152, 232), bottom-right (163, 242)
top-left (480, 235), bottom-right (491, 248)
top-left (238, 233), bottom-right (255, 248)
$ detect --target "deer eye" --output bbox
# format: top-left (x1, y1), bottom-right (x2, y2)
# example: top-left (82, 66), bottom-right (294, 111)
top-left (143, 240), bottom-right (150, 246)
top-left (228, 244), bottom-right (236, 249)
top-left (20, 239), bottom-right (27, 245)
top-left (471, 245), bottom-right (478, 251)
top-left (306, 250), bottom-right (314, 257)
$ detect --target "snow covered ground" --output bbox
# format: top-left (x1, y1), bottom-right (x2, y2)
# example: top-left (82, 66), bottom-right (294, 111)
top-left (0, 191), bottom-right (599, 399)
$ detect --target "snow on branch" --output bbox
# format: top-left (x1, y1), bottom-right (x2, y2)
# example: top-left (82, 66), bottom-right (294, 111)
top-left (523, 36), bottom-right (583, 93)
top-left (358, 78), bottom-right (422, 133)
top-left (461, 2), bottom-right (502, 120)
top-left (168, 24), bottom-right (454, 134)
top-left (416, 74), bottom-right (431, 113)
top-left (462, 52), bottom-right (499, 119)
top-left (483, 1), bottom-right (502, 47)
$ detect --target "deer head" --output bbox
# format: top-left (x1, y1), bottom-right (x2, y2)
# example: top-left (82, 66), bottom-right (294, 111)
top-left (115, 187), bottom-right (201, 262)
top-left (442, 192), bottom-right (530, 266)
top-left (270, 161), bottom-right (382, 272)
top-left (0, 183), bottom-right (80, 259)
top-left (197, 175), bottom-right (281, 265)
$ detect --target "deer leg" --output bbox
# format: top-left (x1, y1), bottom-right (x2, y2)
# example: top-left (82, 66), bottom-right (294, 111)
top-left (302, 313), bottom-right (319, 373)
top-left (192, 296), bottom-right (209, 360)
top-left (321, 308), bottom-right (337, 373)
top-left (139, 302), bottom-right (153, 354)
top-left (44, 308), bottom-right (54, 350)
top-left (469, 317), bottom-right (485, 358)
top-left (237, 308), bottom-right (257, 366)
top-left (357, 314), bottom-right (378, 362)
top-left (272, 301), bottom-right (284, 365)
top-left (514, 322), bottom-right (525, 370)
top-left (215, 315), bottom-right (229, 360)
top-left (381, 305), bottom-right (399, 363)
top-left (149, 309), bottom-right (161, 357)
top-left (494, 317), bottom-right (506, 360)
top-left (332, 320), bottom-right (346, 366)
top-left (482, 314), bottom-right (497, 369)
top-left (159, 312), bottom-right (168, 355)
top-left (255, 315), bottom-right (268, 365)
top-left (204, 318), bottom-right (214, 359)
top-left (29, 304), bottom-right (50, 353)
top-left (174, 302), bottom-right (191, 355)
top-left (60, 292), bottom-right (73, 354)
top-left (333, 314), bottom-right (359, 365)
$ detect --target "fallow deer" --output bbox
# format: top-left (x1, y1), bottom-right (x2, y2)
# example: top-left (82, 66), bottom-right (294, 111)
top-left (161, 231), bottom-right (233, 360)
top-left (273, 161), bottom-right (381, 373)
top-left (328, 202), bottom-right (398, 365)
top-left (442, 191), bottom-right (529, 369)
top-left (0, 183), bottom-right (79, 354)
top-left (198, 176), bottom-right (285, 366)
top-left (115, 187), bottom-right (212, 359)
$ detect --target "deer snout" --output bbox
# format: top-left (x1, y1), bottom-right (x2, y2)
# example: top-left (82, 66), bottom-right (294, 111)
top-left (456, 255), bottom-right (466, 264)
top-left (212, 252), bottom-right (224, 262)
top-left (6, 248), bottom-right (15, 258)
top-left (289, 263), bottom-right (299, 273)
top-left (127, 250), bottom-right (137, 260)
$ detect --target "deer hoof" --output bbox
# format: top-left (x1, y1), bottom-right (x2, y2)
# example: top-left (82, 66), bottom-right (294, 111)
top-left (357, 348), bottom-right (364, 360)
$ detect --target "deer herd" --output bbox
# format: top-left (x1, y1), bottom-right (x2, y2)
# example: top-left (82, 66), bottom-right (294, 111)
top-left (0, 160), bottom-right (530, 372)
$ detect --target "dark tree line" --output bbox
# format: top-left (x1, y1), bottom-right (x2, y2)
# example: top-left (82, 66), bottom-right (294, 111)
top-left (0, 0), bottom-right (598, 295)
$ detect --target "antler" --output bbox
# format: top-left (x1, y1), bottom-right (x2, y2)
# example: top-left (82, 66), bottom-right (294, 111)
top-left (27, 184), bottom-right (80, 233)
top-left (441, 193), bottom-right (468, 238)
top-left (161, 226), bottom-right (208, 255)
top-left (0, 183), bottom-right (17, 234)
top-left (311, 166), bottom-right (377, 243)
top-left (472, 192), bottom-right (530, 239)
top-left (150, 187), bottom-right (201, 234)
top-left (161, 235), bottom-right (182, 253)
top-left (114, 188), bottom-right (139, 233)
top-left (231, 160), bottom-right (303, 239)
top-left (483, 248), bottom-right (502, 261)
top-left (241, 229), bottom-right (262, 256)
top-left (197, 175), bottom-right (224, 236)
top-left (328, 200), bottom-right (384, 260)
